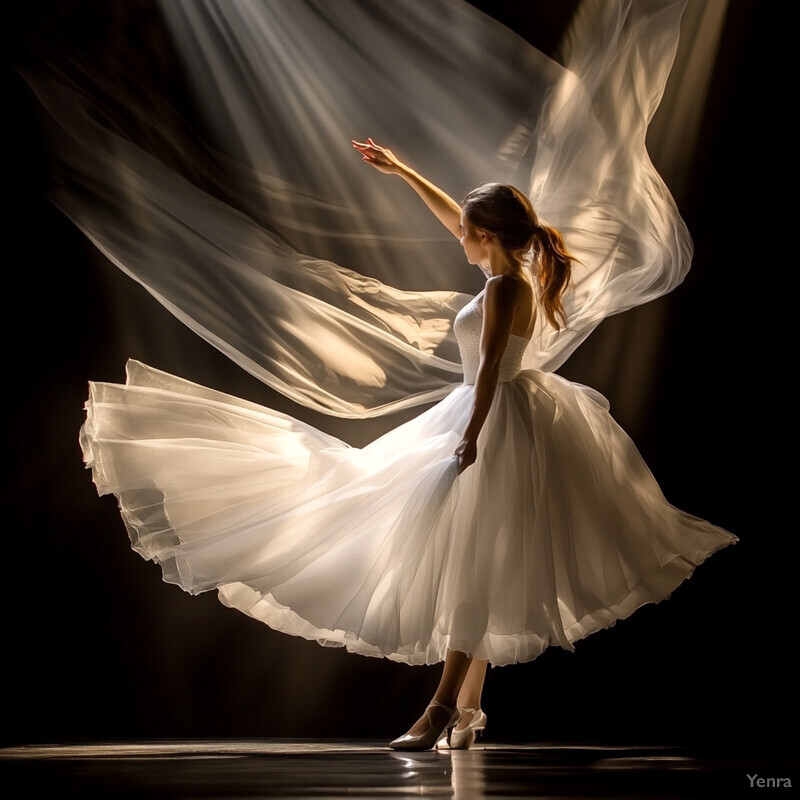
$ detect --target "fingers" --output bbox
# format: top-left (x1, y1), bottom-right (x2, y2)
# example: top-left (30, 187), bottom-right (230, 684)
top-left (352, 138), bottom-right (378, 150)
top-left (455, 438), bottom-right (477, 474)
top-left (353, 138), bottom-right (396, 172)
top-left (455, 451), bottom-right (475, 473)
top-left (352, 140), bottom-right (379, 164)
top-left (352, 138), bottom-right (383, 155)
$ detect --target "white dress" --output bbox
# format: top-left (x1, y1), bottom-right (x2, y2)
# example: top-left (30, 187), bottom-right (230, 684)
top-left (80, 290), bottom-right (736, 667)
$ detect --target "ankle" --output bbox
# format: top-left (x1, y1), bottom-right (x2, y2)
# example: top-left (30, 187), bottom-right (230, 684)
top-left (431, 695), bottom-right (457, 712)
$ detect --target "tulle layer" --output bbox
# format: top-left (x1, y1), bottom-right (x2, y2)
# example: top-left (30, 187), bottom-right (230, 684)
top-left (81, 360), bottom-right (735, 667)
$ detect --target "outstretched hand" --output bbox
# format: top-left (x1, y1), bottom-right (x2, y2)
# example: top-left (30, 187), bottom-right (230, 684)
top-left (352, 138), bottom-right (405, 175)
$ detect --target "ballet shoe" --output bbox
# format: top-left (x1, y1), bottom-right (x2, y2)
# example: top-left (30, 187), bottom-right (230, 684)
top-left (436, 707), bottom-right (487, 750)
top-left (389, 700), bottom-right (459, 751)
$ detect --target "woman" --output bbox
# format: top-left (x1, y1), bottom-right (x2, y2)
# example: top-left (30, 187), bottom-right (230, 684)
top-left (79, 136), bottom-right (736, 752)
top-left (349, 138), bottom-right (737, 750)
top-left (354, 137), bottom-right (572, 750)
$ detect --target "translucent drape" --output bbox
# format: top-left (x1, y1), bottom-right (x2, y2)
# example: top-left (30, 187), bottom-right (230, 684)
top-left (22, 0), bottom-right (692, 417)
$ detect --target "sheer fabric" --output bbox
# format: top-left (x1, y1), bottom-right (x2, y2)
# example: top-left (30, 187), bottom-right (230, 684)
top-left (23, 0), bottom-right (738, 665)
top-left (25, 0), bottom-right (692, 416)
top-left (80, 297), bottom-right (735, 666)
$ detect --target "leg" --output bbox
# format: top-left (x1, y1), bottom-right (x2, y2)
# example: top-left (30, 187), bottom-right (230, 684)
top-left (389, 649), bottom-right (472, 749)
top-left (431, 658), bottom-right (489, 750)
top-left (432, 649), bottom-right (473, 708)
top-left (456, 658), bottom-right (487, 711)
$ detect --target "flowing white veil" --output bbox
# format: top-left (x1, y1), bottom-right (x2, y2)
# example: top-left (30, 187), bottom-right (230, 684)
top-left (22, 0), bottom-right (692, 418)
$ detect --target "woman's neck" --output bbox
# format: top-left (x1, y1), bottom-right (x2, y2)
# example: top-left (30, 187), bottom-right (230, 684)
top-left (484, 252), bottom-right (522, 277)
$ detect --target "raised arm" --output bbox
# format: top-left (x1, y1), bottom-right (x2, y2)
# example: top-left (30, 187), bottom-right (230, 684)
top-left (455, 274), bottom-right (520, 473)
top-left (353, 138), bottom-right (461, 239)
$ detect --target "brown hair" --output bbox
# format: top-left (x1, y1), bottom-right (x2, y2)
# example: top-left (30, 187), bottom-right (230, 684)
top-left (462, 183), bottom-right (575, 330)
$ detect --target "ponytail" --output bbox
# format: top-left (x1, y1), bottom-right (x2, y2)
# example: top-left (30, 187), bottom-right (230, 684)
top-left (531, 223), bottom-right (573, 331)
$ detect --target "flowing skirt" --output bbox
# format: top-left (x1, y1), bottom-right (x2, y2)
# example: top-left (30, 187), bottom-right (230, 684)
top-left (80, 360), bottom-right (735, 667)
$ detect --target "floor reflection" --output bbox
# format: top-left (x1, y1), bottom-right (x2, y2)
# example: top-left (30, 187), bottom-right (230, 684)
top-left (389, 749), bottom-right (490, 797)
top-left (1, 740), bottom-right (796, 799)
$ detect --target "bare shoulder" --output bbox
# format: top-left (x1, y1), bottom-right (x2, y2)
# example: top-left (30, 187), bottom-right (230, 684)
top-left (484, 273), bottom-right (531, 309)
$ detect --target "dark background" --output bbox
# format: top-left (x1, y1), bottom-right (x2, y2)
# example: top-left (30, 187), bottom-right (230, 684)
top-left (3, 0), bottom-right (789, 755)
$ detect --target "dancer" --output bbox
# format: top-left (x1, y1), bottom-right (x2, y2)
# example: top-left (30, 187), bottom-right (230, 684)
top-left (350, 138), bottom-right (736, 750)
top-left (29, 0), bottom-right (733, 753)
top-left (353, 137), bottom-right (572, 750)
top-left (78, 136), bottom-right (736, 751)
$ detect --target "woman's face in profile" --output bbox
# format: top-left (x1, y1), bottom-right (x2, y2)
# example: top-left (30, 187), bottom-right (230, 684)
top-left (458, 212), bottom-right (487, 266)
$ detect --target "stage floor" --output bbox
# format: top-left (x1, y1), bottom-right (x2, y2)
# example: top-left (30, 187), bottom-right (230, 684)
top-left (1, 739), bottom-right (796, 798)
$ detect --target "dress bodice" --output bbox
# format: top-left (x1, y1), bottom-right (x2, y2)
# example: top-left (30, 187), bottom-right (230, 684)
top-left (454, 294), bottom-right (529, 385)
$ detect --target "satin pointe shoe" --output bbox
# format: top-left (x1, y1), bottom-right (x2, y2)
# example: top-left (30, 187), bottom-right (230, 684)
top-left (437, 707), bottom-right (487, 750)
top-left (389, 700), bottom-right (459, 751)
